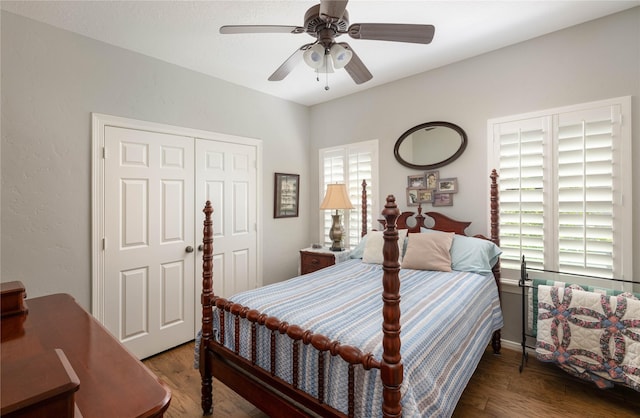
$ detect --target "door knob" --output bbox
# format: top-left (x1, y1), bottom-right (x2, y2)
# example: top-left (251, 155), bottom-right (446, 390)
top-left (198, 245), bottom-right (203, 251)
top-left (185, 246), bottom-right (194, 253)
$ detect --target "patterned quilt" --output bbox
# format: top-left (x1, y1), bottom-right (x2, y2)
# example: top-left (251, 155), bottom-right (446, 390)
top-left (530, 278), bottom-right (636, 337)
top-left (199, 259), bottom-right (503, 418)
top-left (536, 284), bottom-right (640, 391)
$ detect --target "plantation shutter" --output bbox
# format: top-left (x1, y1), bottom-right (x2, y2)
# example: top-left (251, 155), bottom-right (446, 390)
top-left (495, 117), bottom-right (548, 271)
top-left (321, 149), bottom-right (346, 247)
top-left (319, 140), bottom-right (378, 249)
top-left (490, 97), bottom-right (631, 282)
top-left (555, 106), bottom-right (620, 278)
top-left (346, 147), bottom-right (373, 248)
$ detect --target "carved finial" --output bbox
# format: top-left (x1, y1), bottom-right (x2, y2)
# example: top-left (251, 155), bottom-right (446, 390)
top-left (203, 200), bottom-right (213, 217)
top-left (382, 195), bottom-right (400, 229)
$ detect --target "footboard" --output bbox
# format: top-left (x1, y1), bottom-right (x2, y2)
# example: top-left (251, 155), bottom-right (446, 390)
top-left (199, 198), bottom-right (402, 417)
top-left (203, 296), bottom-right (381, 418)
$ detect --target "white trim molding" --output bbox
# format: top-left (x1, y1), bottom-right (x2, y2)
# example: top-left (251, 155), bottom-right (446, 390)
top-left (91, 113), bottom-right (263, 320)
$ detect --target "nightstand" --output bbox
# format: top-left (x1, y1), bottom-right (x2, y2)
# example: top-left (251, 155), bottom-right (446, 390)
top-left (299, 247), bottom-right (351, 275)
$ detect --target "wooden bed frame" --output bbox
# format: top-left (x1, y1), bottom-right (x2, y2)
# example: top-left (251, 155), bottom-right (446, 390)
top-left (199, 170), bottom-right (501, 418)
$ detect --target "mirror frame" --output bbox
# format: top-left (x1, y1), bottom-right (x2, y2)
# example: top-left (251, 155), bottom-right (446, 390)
top-left (393, 121), bottom-right (468, 170)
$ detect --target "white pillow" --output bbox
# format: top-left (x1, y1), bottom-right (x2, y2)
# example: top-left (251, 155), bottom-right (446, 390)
top-left (362, 229), bottom-right (408, 264)
top-left (401, 231), bottom-right (454, 271)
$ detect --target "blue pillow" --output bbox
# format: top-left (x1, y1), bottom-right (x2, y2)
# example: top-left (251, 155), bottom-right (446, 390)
top-left (421, 227), bottom-right (501, 274)
top-left (350, 234), bottom-right (368, 258)
top-left (450, 234), bottom-right (501, 275)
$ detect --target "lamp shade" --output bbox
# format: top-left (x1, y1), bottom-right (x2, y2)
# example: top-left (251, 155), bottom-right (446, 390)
top-left (330, 43), bottom-right (353, 69)
top-left (320, 184), bottom-right (354, 210)
top-left (303, 43), bottom-right (326, 69)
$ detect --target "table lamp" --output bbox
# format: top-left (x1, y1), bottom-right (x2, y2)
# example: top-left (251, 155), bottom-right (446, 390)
top-left (320, 184), bottom-right (354, 251)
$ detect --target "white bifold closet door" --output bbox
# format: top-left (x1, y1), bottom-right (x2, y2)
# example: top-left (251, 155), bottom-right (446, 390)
top-left (100, 119), bottom-right (258, 359)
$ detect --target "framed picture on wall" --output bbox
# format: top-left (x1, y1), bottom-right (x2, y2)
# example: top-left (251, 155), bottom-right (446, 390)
top-left (274, 173), bottom-right (300, 218)
top-left (407, 174), bottom-right (426, 188)
top-left (417, 189), bottom-right (435, 204)
top-left (425, 171), bottom-right (439, 190)
top-left (406, 188), bottom-right (420, 206)
top-left (437, 178), bottom-right (458, 193)
top-left (433, 192), bottom-right (453, 207)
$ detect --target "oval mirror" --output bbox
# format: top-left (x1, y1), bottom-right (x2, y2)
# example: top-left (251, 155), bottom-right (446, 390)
top-left (393, 121), bottom-right (468, 170)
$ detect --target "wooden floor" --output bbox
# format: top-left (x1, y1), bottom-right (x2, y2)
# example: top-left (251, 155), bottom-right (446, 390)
top-left (143, 342), bottom-right (640, 417)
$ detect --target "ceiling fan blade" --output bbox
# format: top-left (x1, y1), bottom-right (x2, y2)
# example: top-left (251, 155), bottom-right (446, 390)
top-left (220, 25), bottom-right (305, 34)
top-left (319, 0), bottom-right (348, 21)
top-left (268, 44), bottom-right (311, 81)
top-left (340, 43), bottom-right (372, 85)
top-left (348, 23), bottom-right (435, 44)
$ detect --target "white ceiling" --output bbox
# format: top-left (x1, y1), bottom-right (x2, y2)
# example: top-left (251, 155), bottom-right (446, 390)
top-left (3, 1), bottom-right (638, 106)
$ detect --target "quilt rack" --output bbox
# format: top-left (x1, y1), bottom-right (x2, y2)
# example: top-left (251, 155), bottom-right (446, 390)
top-left (518, 256), bottom-right (533, 372)
top-left (518, 255), bottom-right (636, 373)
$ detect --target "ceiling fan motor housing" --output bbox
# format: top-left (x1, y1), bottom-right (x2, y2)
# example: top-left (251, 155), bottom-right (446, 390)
top-left (304, 4), bottom-right (349, 46)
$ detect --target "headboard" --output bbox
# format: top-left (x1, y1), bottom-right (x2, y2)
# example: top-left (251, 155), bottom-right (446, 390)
top-left (377, 170), bottom-right (499, 240)
top-left (367, 170), bottom-right (501, 281)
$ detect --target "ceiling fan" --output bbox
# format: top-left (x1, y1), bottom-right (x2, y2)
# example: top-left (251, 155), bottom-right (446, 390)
top-left (219, 0), bottom-right (435, 86)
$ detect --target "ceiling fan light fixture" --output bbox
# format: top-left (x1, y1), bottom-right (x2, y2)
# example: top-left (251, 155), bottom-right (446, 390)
top-left (330, 43), bottom-right (352, 69)
top-left (303, 43), bottom-right (326, 69)
top-left (317, 54), bottom-right (334, 74)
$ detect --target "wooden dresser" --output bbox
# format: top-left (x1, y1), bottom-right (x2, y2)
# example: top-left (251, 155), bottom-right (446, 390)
top-left (1, 285), bottom-right (171, 417)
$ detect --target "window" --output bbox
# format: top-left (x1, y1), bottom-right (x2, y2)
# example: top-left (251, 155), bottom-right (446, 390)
top-left (319, 140), bottom-right (379, 249)
top-left (489, 97), bottom-right (632, 282)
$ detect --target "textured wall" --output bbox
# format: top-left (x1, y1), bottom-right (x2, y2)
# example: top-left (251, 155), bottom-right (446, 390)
top-left (1, 11), bottom-right (310, 309)
top-left (308, 8), bottom-right (640, 343)
top-left (2, 7), bottom-right (638, 346)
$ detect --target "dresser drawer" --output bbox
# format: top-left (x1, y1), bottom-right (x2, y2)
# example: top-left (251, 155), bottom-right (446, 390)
top-left (300, 251), bottom-right (335, 275)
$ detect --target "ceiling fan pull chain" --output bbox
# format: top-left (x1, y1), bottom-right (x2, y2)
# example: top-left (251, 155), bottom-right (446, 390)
top-left (325, 71), bottom-right (330, 91)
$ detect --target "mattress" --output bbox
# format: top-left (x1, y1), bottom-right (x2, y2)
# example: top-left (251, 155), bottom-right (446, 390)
top-left (209, 259), bottom-right (503, 417)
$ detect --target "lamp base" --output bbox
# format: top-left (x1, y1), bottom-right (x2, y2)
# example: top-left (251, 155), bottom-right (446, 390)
top-left (329, 212), bottom-right (344, 252)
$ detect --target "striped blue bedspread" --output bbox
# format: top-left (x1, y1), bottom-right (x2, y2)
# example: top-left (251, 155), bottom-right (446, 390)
top-left (212, 259), bottom-right (503, 417)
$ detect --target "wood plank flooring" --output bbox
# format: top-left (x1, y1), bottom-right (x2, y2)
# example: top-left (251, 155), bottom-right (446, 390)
top-left (143, 342), bottom-right (640, 417)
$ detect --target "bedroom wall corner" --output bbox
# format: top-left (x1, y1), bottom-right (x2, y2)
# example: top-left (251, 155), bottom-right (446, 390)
top-left (0, 10), bottom-right (312, 308)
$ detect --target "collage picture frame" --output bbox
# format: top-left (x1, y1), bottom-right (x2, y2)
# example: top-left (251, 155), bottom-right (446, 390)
top-left (406, 170), bottom-right (458, 208)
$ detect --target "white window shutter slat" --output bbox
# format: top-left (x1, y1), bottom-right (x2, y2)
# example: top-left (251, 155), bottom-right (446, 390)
top-left (320, 140), bottom-right (378, 249)
top-left (490, 97), bottom-right (631, 283)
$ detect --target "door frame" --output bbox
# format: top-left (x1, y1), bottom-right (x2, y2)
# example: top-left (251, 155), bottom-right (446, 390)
top-left (91, 113), bottom-right (263, 321)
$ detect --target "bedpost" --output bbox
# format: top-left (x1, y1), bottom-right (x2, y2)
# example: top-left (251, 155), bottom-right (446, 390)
top-left (490, 169), bottom-right (500, 281)
top-left (489, 169), bottom-right (502, 354)
top-left (490, 169), bottom-right (500, 253)
top-left (361, 180), bottom-right (368, 237)
top-left (381, 195), bottom-right (402, 418)
top-left (200, 201), bottom-right (214, 415)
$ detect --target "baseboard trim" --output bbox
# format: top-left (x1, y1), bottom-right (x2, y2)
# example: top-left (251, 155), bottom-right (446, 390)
top-left (500, 339), bottom-right (521, 352)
